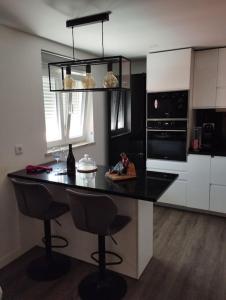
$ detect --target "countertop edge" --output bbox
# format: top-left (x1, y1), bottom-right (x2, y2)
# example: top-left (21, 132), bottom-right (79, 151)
top-left (8, 171), bottom-right (178, 203)
top-left (7, 173), bottom-right (159, 202)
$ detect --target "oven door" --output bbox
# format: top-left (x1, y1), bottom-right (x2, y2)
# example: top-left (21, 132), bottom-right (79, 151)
top-left (147, 129), bottom-right (187, 161)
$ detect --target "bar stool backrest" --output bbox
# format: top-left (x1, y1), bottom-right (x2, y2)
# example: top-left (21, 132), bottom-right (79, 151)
top-left (67, 189), bottom-right (117, 236)
top-left (11, 179), bottom-right (53, 219)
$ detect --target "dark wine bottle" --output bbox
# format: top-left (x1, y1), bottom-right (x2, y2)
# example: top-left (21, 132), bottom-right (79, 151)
top-left (67, 144), bottom-right (75, 176)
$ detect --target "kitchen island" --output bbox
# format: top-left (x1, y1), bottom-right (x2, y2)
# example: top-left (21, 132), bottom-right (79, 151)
top-left (8, 163), bottom-right (177, 279)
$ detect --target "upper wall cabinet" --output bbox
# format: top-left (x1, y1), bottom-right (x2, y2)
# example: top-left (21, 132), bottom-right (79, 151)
top-left (192, 49), bottom-right (218, 108)
top-left (216, 48), bottom-right (226, 107)
top-left (217, 48), bottom-right (226, 86)
top-left (147, 48), bottom-right (193, 92)
top-left (193, 48), bottom-right (226, 108)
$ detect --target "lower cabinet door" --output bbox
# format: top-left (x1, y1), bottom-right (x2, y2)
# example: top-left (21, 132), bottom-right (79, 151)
top-left (187, 155), bottom-right (211, 210)
top-left (210, 184), bottom-right (226, 213)
top-left (158, 180), bottom-right (187, 206)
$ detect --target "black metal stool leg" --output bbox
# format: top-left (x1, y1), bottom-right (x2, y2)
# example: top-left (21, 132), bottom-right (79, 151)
top-left (98, 235), bottom-right (106, 281)
top-left (78, 235), bottom-right (127, 300)
top-left (44, 220), bottom-right (52, 261)
top-left (26, 220), bottom-right (70, 281)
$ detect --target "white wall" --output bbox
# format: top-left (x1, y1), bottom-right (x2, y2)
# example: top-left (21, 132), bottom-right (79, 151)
top-left (0, 25), bottom-right (106, 268)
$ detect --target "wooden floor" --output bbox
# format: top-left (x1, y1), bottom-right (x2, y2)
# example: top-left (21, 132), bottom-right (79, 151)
top-left (1, 206), bottom-right (226, 300)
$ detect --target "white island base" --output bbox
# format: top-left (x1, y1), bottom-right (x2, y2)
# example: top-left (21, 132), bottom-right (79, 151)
top-left (49, 185), bottom-right (153, 280)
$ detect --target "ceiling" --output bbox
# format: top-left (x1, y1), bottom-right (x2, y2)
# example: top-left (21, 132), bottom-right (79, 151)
top-left (1, 0), bottom-right (226, 58)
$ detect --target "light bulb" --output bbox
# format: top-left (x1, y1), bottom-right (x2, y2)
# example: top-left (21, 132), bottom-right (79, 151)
top-left (82, 65), bottom-right (95, 89)
top-left (64, 66), bottom-right (76, 89)
top-left (103, 63), bottom-right (118, 88)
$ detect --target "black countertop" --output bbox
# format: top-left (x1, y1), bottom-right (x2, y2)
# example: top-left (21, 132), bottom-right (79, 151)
top-left (189, 147), bottom-right (226, 157)
top-left (8, 162), bottom-right (178, 202)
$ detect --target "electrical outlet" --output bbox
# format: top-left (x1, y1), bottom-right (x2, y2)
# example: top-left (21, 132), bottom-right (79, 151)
top-left (15, 144), bottom-right (23, 155)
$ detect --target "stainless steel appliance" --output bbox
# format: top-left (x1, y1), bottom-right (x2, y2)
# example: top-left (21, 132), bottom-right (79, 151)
top-left (147, 90), bottom-right (188, 119)
top-left (147, 120), bottom-right (187, 161)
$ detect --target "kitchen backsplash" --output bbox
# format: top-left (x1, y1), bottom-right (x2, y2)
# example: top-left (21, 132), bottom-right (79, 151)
top-left (193, 109), bottom-right (226, 147)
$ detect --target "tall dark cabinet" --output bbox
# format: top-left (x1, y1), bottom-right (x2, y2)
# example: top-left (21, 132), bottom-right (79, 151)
top-left (107, 73), bottom-right (146, 170)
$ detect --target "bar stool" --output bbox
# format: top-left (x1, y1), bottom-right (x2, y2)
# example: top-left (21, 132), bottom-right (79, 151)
top-left (67, 189), bottom-right (131, 300)
top-left (11, 179), bottom-right (71, 281)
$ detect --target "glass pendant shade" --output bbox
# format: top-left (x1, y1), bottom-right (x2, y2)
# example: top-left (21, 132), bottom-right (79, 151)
top-left (82, 65), bottom-right (96, 88)
top-left (103, 63), bottom-right (118, 88)
top-left (63, 66), bottom-right (76, 89)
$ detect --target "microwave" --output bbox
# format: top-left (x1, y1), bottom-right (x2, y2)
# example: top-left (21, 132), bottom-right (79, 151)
top-left (147, 90), bottom-right (188, 119)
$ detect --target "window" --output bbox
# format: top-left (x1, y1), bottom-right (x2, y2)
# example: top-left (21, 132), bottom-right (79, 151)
top-left (41, 51), bottom-right (94, 149)
top-left (110, 90), bottom-right (130, 136)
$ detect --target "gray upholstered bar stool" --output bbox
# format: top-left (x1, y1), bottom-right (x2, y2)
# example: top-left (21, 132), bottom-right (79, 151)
top-left (67, 189), bottom-right (131, 300)
top-left (11, 179), bottom-right (71, 281)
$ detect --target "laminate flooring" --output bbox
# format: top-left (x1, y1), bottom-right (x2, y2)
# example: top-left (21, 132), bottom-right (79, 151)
top-left (1, 206), bottom-right (226, 300)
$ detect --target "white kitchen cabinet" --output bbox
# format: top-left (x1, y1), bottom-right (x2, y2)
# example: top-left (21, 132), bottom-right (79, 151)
top-left (146, 155), bottom-right (226, 213)
top-left (210, 157), bottom-right (226, 214)
top-left (192, 49), bottom-right (218, 108)
top-left (216, 87), bottom-right (226, 108)
top-left (210, 184), bottom-right (226, 213)
top-left (216, 49), bottom-right (226, 107)
top-left (210, 156), bottom-right (226, 186)
top-left (146, 159), bottom-right (188, 207)
top-left (217, 48), bottom-right (226, 87)
top-left (147, 48), bottom-right (192, 92)
top-left (158, 180), bottom-right (187, 206)
top-left (187, 155), bottom-right (211, 210)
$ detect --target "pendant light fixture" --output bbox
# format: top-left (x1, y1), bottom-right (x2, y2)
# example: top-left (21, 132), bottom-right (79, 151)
top-left (82, 65), bottom-right (95, 89)
top-left (48, 11), bottom-right (131, 92)
top-left (103, 62), bottom-right (119, 88)
top-left (64, 66), bottom-right (76, 89)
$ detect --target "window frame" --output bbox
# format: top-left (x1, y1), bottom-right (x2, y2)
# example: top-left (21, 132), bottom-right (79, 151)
top-left (110, 90), bottom-right (130, 137)
top-left (41, 51), bottom-right (90, 149)
top-left (63, 91), bottom-right (87, 143)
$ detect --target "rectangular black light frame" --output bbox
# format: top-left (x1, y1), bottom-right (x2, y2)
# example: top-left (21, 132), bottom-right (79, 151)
top-left (48, 55), bottom-right (131, 92)
top-left (66, 11), bottom-right (112, 28)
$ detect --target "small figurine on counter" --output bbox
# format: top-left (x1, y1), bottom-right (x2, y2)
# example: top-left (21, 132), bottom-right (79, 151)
top-left (109, 152), bottom-right (134, 175)
top-left (120, 152), bottom-right (129, 170)
top-left (106, 152), bottom-right (136, 181)
top-left (109, 161), bottom-right (124, 175)
top-left (109, 152), bottom-right (128, 175)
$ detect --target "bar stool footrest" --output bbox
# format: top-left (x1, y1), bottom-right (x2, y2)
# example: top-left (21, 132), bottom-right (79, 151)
top-left (42, 235), bottom-right (69, 248)
top-left (91, 250), bottom-right (123, 266)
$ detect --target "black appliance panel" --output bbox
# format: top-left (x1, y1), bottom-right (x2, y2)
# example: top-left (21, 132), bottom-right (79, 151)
top-left (193, 109), bottom-right (226, 150)
top-left (147, 90), bottom-right (188, 119)
top-left (147, 130), bottom-right (187, 161)
top-left (147, 120), bottom-right (187, 130)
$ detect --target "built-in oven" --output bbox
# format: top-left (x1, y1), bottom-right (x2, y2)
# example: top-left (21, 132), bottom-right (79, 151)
top-left (147, 120), bottom-right (187, 161)
top-left (147, 90), bottom-right (188, 119)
